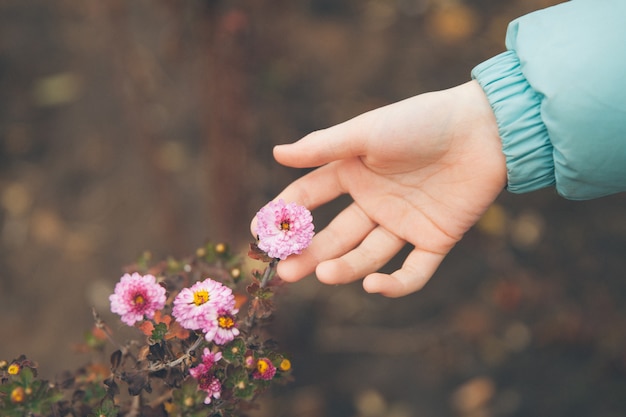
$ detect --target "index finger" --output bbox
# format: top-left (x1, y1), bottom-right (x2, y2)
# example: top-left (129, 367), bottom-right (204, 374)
top-left (273, 111), bottom-right (375, 169)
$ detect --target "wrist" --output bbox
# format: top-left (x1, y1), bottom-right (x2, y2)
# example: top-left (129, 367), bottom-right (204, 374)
top-left (454, 80), bottom-right (508, 190)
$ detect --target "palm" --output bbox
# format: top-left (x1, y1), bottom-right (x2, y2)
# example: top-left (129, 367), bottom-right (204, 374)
top-left (258, 81), bottom-right (506, 297)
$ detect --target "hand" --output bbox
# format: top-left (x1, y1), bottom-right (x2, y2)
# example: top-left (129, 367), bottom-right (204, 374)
top-left (252, 80), bottom-right (507, 297)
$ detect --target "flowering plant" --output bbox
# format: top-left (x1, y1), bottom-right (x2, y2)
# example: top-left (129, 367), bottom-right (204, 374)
top-left (0, 201), bottom-right (314, 417)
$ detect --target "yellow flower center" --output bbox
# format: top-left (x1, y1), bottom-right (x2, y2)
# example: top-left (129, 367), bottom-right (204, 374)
top-left (7, 364), bottom-right (20, 375)
top-left (193, 289), bottom-right (209, 306)
top-left (257, 359), bottom-right (269, 374)
top-left (280, 221), bottom-right (290, 231)
top-left (133, 294), bottom-right (145, 306)
top-left (218, 315), bottom-right (235, 329)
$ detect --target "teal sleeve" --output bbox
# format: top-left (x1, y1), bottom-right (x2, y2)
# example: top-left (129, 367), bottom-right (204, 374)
top-left (472, 0), bottom-right (626, 200)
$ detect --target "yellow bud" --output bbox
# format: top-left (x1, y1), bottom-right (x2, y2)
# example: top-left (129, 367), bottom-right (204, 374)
top-left (215, 243), bottom-right (227, 254)
top-left (11, 386), bottom-right (25, 403)
top-left (164, 401), bottom-right (177, 413)
top-left (279, 358), bottom-right (292, 371)
top-left (195, 247), bottom-right (206, 257)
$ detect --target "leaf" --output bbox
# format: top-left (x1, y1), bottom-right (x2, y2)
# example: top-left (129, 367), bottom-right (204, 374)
top-left (72, 389), bottom-right (86, 403)
top-left (148, 342), bottom-right (166, 362)
top-left (248, 297), bottom-right (274, 321)
top-left (247, 282), bottom-right (273, 300)
top-left (103, 376), bottom-right (120, 396)
top-left (123, 371), bottom-right (150, 396)
top-left (222, 338), bottom-right (246, 363)
top-left (162, 367), bottom-right (185, 389)
top-left (110, 350), bottom-right (122, 372)
top-left (94, 398), bottom-right (119, 417)
top-left (151, 322), bottom-right (168, 341)
top-left (247, 242), bottom-right (273, 263)
top-left (165, 319), bottom-right (190, 341)
top-left (247, 282), bottom-right (260, 295)
top-left (18, 366), bottom-right (35, 385)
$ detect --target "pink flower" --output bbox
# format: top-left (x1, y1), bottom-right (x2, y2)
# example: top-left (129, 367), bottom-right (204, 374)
top-left (255, 199), bottom-right (314, 260)
top-left (109, 273), bottom-right (167, 326)
top-left (198, 375), bottom-right (221, 404)
top-left (189, 349), bottom-right (222, 404)
top-left (198, 348), bottom-right (222, 369)
top-left (212, 308), bottom-right (240, 345)
top-left (253, 357), bottom-right (276, 380)
top-left (172, 278), bottom-right (235, 331)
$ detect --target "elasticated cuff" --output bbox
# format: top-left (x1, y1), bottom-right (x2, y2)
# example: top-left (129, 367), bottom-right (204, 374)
top-left (471, 51), bottom-right (555, 194)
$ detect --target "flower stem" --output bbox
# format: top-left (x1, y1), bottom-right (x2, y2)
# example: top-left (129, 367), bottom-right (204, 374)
top-left (259, 259), bottom-right (278, 288)
top-left (147, 336), bottom-right (203, 373)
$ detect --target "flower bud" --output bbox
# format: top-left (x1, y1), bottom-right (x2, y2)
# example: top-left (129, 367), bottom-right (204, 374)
top-left (244, 355), bottom-right (256, 369)
top-left (11, 386), bottom-right (25, 403)
top-left (215, 243), bottom-right (227, 254)
top-left (279, 358), bottom-right (292, 371)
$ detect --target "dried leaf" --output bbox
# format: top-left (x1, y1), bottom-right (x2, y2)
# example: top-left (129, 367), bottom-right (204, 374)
top-left (123, 371), bottom-right (150, 396)
top-left (148, 343), bottom-right (167, 362)
top-left (165, 319), bottom-right (190, 341)
top-left (162, 367), bottom-right (185, 389)
top-left (110, 350), bottom-right (122, 372)
top-left (248, 297), bottom-right (274, 320)
top-left (71, 389), bottom-right (86, 404)
top-left (138, 320), bottom-right (155, 337)
top-left (103, 376), bottom-right (119, 396)
top-left (248, 242), bottom-right (273, 262)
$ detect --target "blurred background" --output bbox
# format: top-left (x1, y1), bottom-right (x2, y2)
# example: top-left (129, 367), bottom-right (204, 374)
top-left (2, 0), bottom-right (626, 416)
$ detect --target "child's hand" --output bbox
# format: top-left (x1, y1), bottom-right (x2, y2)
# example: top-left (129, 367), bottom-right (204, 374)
top-left (253, 80), bottom-right (507, 297)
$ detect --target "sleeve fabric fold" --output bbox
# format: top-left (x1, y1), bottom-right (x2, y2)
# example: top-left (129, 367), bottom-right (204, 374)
top-left (472, 0), bottom-right (626, 200)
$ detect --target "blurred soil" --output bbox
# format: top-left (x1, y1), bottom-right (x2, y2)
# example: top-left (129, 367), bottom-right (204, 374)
top-left (2, 1), bottom-right (626, 416)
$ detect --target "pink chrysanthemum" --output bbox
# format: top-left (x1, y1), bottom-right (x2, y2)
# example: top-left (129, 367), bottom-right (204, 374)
top-left (255, 199), bottom-right (314, 260)
top-left (172, 278), bottom-right (235, 331)
top-left (189, 349), bottom-right (222, 404)
top-left (109, 273), bottom-right (167, 326)
top-left (253, 357), bottom-right (276, 381)
top-left (212, 308), bottom-right (240, 345)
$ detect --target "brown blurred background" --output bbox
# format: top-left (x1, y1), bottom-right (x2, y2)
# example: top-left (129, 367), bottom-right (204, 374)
top-left (2, 1), bottom-right (626, 416)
